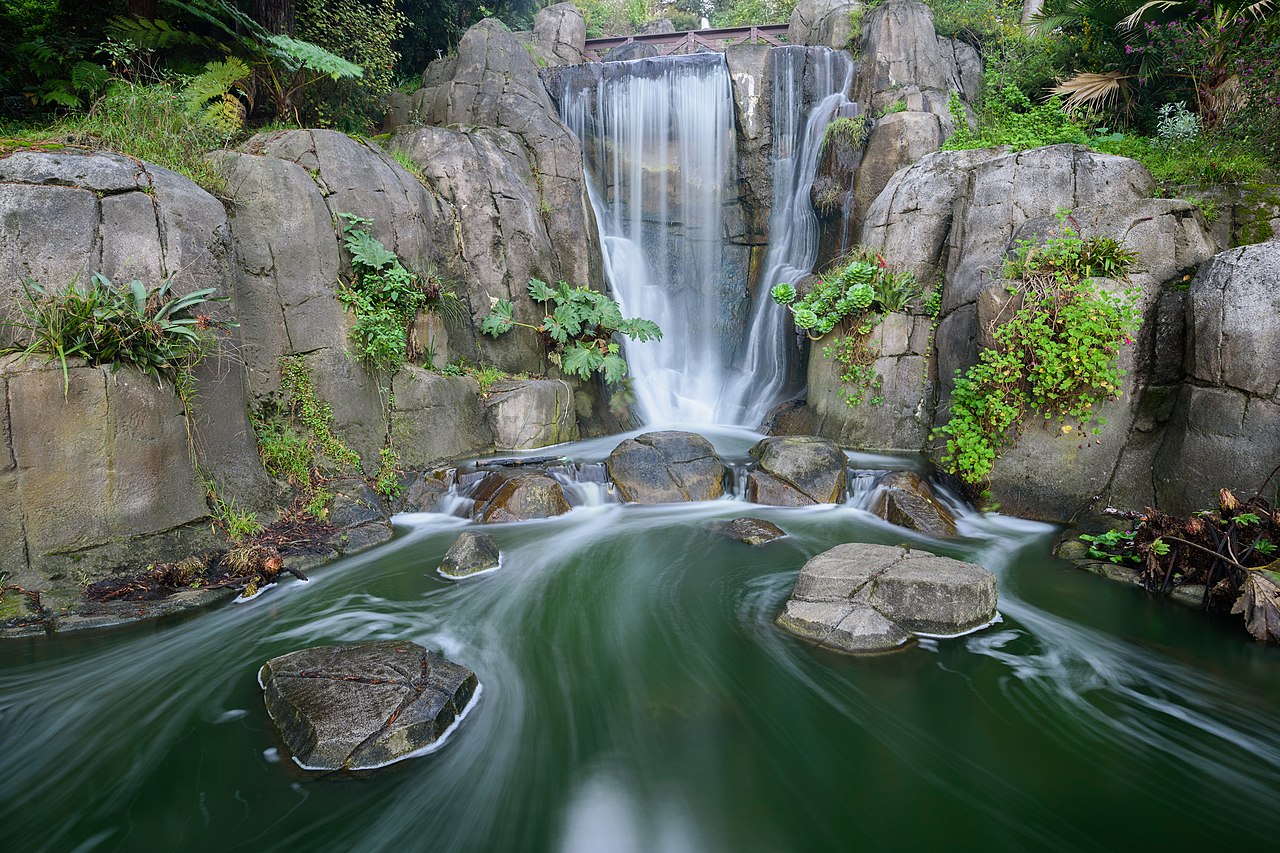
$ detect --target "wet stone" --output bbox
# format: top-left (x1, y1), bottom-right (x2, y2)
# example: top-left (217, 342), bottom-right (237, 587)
top-left (708, 517), bottom-right (788, 545)
top-left (260, 641), bottom-right (479, 771)
top-left (439, 531), bottom-right (501, 578)
top-left (868, 471), bottom-right (958, 537)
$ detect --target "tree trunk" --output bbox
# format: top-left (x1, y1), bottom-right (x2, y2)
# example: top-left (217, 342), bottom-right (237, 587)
top-left (129, 0), bottom-right (157, 18)
top-left (251, 0), bottom-right (295, 35)
top-left (1021, 0), bottom-right (1045, 32)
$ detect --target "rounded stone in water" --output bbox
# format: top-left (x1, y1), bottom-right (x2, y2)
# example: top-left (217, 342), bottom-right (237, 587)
top-left (439, 530), bottom-right (501, 578)
top-left (259, 641), bottom-right (479, 771)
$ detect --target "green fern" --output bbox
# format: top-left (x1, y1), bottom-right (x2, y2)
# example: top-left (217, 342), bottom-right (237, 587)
top-left (266, 34), bottom-right (363, 80)
top-left (104, 16), bottom-right (208, 51)
top-left (182, 57), bottom-right (251, 131)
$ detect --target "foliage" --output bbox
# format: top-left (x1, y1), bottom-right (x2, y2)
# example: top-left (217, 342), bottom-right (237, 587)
top-left (374, 446), bottom-right (403, 500)
top-left (925, 0), bottom-right (1022, 43)
top-left (1, 273), bottom-right (233, 391)
top-left (1094, 488), bottom-right (1280, 643)
top-left (209, 490), bottom-right (264, 542)
top-left (821, 115), bottom-right (871, 154)
top-left (9, 81), bottom-right (233, 191)
top-left (935, 217), bottom-right (1140, 485)
top-left (771, 248), bottom-right (919, 337)
top-left (277, 355), bottom-right (362, 471)
top-left (482, 278), bottom-right (661, 384)
top-left (337, 212), bottom-right (464, 374)
top-left (1090, 129), bottom-right (1270, 185)
top-left (1155, 100), bottom-right (1201, 142)
top-left (13, 36), bottom-right (112, 109)
top-left (296, 0), bottom-right (406, 132)
top-left (182, 56), bottom-right (252, 132)
top-left (945, 86), bottom-right (1089, 151)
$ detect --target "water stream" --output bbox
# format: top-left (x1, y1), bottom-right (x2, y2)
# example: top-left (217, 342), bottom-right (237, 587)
top-left (2, 430), bottom-right (1278, 851)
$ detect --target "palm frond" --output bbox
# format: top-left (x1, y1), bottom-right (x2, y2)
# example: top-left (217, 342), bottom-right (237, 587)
top-left (1046, 71), bottom-right (1136, 113)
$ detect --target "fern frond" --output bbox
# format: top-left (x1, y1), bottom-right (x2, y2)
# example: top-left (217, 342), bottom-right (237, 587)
top-left (70, 61), bottom-right (110, 94)
top-left (104, 16), bottom-right (203, 50)
top-left (265, 34), bottom-right (363, 80)
top-left (182, 57), bottom-right (251, 120)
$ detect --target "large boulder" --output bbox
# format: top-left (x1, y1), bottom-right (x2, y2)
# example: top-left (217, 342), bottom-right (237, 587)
top-left (747, 436), bottom-right (848, 505)
top-left (789, 0), bottom-right (861, 49)
top-left (530, 3), bottom-right (587, 66)
top-left (776, 543), bottom-right (997, 653)
top-left (484, 378), bottom-right (578, 450)
top-left (1153, 243), bottom-right (1280, 514)
top-left (605, 431), bottom-right (725, 503)
top-left (868, 471), bottom-right (958, 537)
top-left (260, 642), bottom-right (479, 771)
top-left (471, 471), bottom-right (572, 522)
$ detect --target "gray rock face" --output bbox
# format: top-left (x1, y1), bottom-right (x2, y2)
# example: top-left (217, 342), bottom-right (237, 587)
top-left (747, 436), bottom-right (848, 505)
top-left (605, 431), bottom-right (726, 503)
top-left (439, 531), bottom-right (501, 578)
top-left (776, 543), bottom-right (997, 653)
top-left (485, 379), bottom-right (578, 450)
top-left (708, 517), bottom-right (788, 545)
top-left (868, 471), bottom-right (958, 537)
top-left (531, 3), bottom-right (587, 66)
top-left (1153, 243), bottom-right (1280, 514)
top-left (805, 313), bottom-right (934, 451)
top-left (393, 368), bottom-right (494, 470)
top-left (789, 0), bottom-right (861, 49)
top-left (260, 642), bottom-right (479, 771)
top-left (472, 471), bottom-right (572, 522)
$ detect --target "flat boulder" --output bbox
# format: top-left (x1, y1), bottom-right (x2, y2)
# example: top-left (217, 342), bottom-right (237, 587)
top-left (776, 543), bottom-right (996, 653)
top-left (708, 517), bottom-right (788, 545)
top-left (868, 471), bottom-right (958, 537)
top-left (747, 436), bottom-right (848, 506)
top-left (439, 531), bottom-right (501, 578)
top-left (471, 471), bottom-right (571, 523)
top-left (605, 431), bottom-right (725, 503)
top-left (260, 641), bottom-right (479, 771)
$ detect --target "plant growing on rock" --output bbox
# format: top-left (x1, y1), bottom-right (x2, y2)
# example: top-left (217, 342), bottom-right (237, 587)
top-left (771, 248), bottom-right (919, 408)
top-left (935, 217), bottom-right (1140, 486)
top-left (1, 273), bottom-right (233, 391)
top-left (337, 212), bottom-right (464, 374)
top-left (481, 278), bottom-right (661, 384)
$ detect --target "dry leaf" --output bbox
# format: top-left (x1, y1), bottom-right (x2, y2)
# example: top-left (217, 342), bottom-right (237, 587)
top-left (1231, 567), bottom-right (1280, 644)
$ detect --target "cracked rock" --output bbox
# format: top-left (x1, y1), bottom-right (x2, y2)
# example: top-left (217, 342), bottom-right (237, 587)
top-left (775, 543), bottom-right (996, 653)
top-left (260, 641), bottom-right (479, 771)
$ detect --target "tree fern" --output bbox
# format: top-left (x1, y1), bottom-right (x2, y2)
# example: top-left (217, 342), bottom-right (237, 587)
top-left (182, 57), bottom-right (252, 131)
top-left (267, 34), bottom-right (362, 80)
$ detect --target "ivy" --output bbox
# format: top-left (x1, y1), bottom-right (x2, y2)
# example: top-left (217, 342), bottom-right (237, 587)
top-left (935, 217), bottom-right (1141, 486)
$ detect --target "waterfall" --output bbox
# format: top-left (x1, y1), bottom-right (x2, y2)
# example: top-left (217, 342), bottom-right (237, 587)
top-left (558, 48), bottom-right (852, 428)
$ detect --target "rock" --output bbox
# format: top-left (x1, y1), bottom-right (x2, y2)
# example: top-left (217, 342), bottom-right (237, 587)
top-left (531, 3), bottom-right (586, 66)
top-left (439, 531), bottom-right (501, 578)
top-left (788, 0), bottom-right (861, 49)
top-left (775, 543), bottom-right (997, 653)
top-left (605, 431), bottom-right (725, 503)
top-left (484, 379), bottom-right (578, 450)
top-left (747, 436), bottom-right (848, 505)
top-left (472, 472), bottom-right (572, 522)
top-left (260, 641), bottom-right (479, 771)
top-left (395, 471), bottom-right (451, 514)
top-left (392, 367), bottom-right (494, 469)
top-left (868, 471), bottom-right (958, 537)
top-left (1153, 243), bottom-right (1280, 514)
top-left (804, 314), bottom-right (934, 451)
top-left (708, 517), bottom-right (788, 545)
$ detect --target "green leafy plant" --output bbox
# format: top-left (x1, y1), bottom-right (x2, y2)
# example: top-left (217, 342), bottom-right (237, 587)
top-left (482, 278), bottom-right (662, 384)
top-left (935, 217), bottom-right (1141, 486)
top-left (181, 57), bottom-right (252, 132)
top-left (821, 115), bottom-right (871, 154)
top-left (1080, 528), bottom-right (1140, 564)
top-left (374, 446), bottom-right (403, 500)
top-left (1, 274), bottom-right (233, 391)
top-left (945, 86), bottom-right (1088, 152)
top-left (209, 490), bottom-right (263, 543)
top-left (337, 212), bottom-right (464, 374)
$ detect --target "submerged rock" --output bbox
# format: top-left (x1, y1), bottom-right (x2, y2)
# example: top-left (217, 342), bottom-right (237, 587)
top-left (709, 517), bottom-right (788, 546)
top-left (439, 531), bottom-right (501, 578)
top-left (868, 471), bottom-right (958, 537)
top-left (605, 431), bottom-right (725, 503)
top-left (776, 543), bottom-right (996, 653)
top-left (260, 641), bottom-right (479, 771)
top-left (471, 472), bottom-right (571, 523)
top-left (746, 436), bottom-right (848, 506)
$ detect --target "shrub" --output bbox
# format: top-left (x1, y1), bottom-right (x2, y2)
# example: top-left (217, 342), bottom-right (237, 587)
top-left (1, 273), bottom-right (233, 391)
top-left (945, 86), bottom-right (1088, 151)
top-left (1156, 101), bottom-right (1201, 143)
top-left (934, 217), bottom-right (1141, 486)
top-left (337, 212), bottom-right (464, 374)
top-left (296, 0), bottom-right (406, 132)
top-left (481, 278), bottom-right (662, 384)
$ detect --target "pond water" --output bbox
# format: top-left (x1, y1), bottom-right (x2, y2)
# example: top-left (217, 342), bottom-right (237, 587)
top-left (2, 429), bottom-right (1278, 852)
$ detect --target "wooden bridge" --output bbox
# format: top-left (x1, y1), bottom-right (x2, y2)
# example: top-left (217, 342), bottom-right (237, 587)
top-left (582, 24), bottom-right (789, 62)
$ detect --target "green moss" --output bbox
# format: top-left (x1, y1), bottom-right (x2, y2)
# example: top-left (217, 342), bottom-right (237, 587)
top-left (0, 590), bottom-right (25, 621)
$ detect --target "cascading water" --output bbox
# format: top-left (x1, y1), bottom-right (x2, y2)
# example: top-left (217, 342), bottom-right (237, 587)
top-left (730, 47), bottom-right (854, 425)
top-left (559, 48), bottom-right (852, 428)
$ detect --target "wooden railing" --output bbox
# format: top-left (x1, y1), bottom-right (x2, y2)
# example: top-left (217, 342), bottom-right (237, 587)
top-left (582, 24), bottom-right (789, 61)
